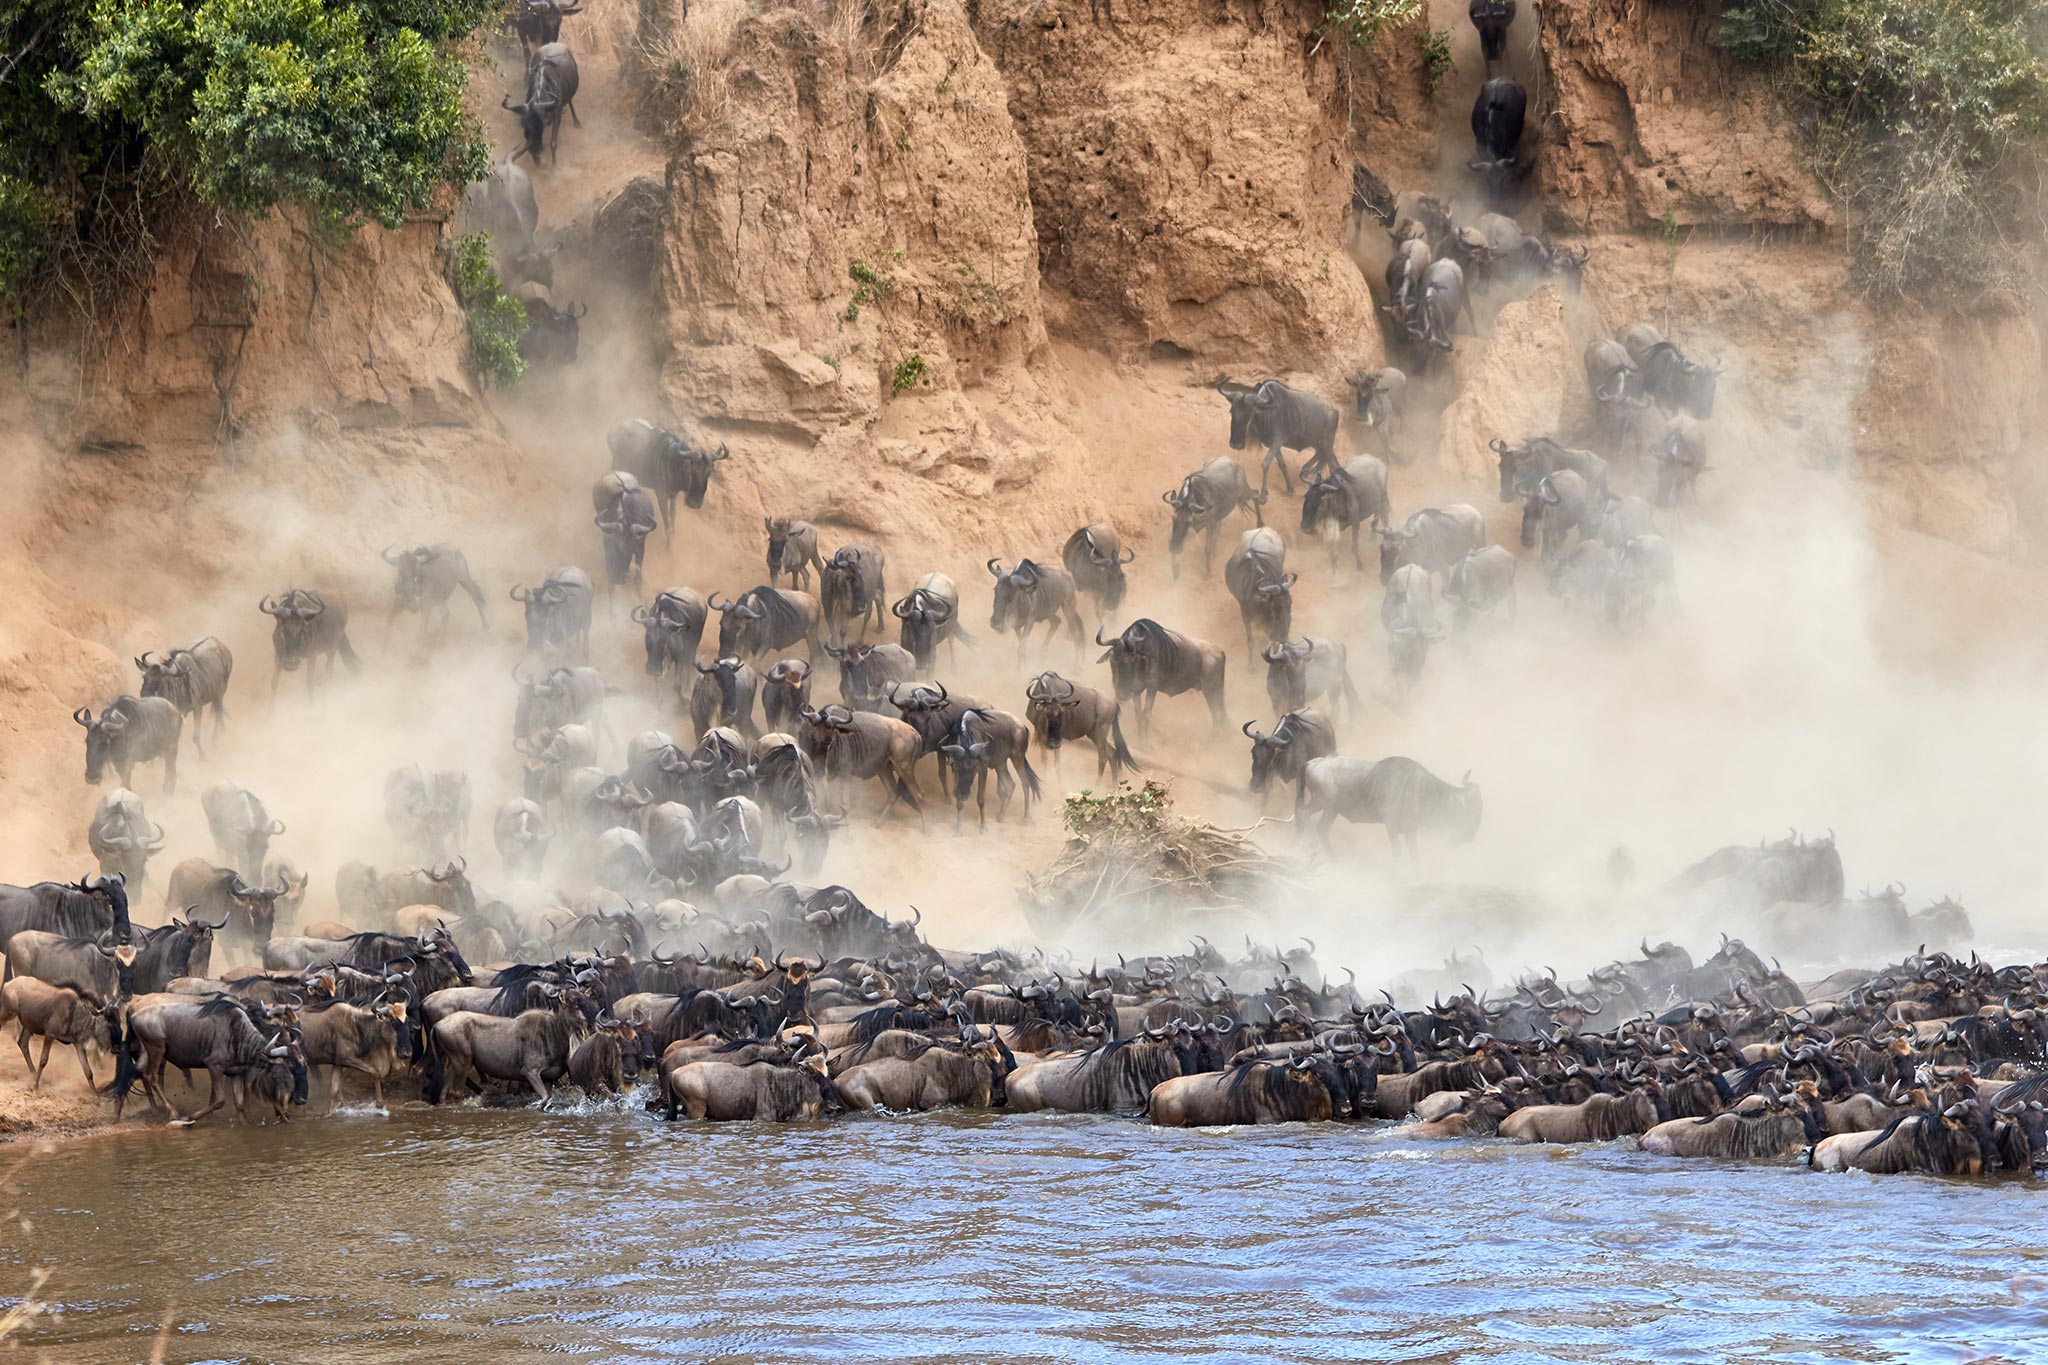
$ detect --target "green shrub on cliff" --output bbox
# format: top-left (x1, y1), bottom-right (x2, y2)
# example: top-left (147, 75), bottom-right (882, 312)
top-left (449, 233), bottom-right (526, 388)
top-left (1712, 0), bottom-right (2048, 299)
top-left (0, 0), bottom-right (493, 304)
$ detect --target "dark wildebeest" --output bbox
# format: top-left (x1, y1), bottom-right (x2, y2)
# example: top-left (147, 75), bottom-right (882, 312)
top-left (1382, 563), bottom-right (1444, 690)
top-left (1620, 323), bottom-right (1720, 418)
top-left (1095, 620), bottom-right (1229, 738)
top-left (1301, 457), bottom-right (1390, 576)
top-left (1652, 415), bottom-right (1708, 507)
top-left (1263, 637), bottom-right (1358, 718)
top-left (88, 788), bottom-right (165, 893)
top-left (797, 704), bottom-right (923, 821)
top-left (596, 482), bottom-right (660, 601)
top-left (115, 995), bottom-right (307, 1124)
top-left (1165, 457), bottom-right (1264, 580)
top-left (1024, 672), bottom-right (1139, 779)
top-left (1606, 533), bottom-right (1675, 628)
top-left (713, 586), bottom-right (821, 662)
top-left (0, 875), bottom-right (132, 954)
top-left (1521, 470), bottom-right (1598, 566)
top-left (1223, 528), bottom-right (1296, 662)
top-left (1148, 1055), bottom-right (1371, 1126)
top-left (1469, 0), bottom-right (1516, 69)
top-left (381, 545), bottom-right (487, 638)
top-left (631, 587), bottom-right (708, 692)
top-left (1380, 505), bottom-right (1486, 584)
top-left (1061, 525), bottom-right (1134, 626)
top-left (1217, 379), bottom-right (1341, 496)
top-left (1246, 710), bottom-right (1336, 810)
top-left (201, 781), bottom-right (285, 882)
top-left (503, 41), bottom-right (580, 165)
top-left (1344, 368), bottom-right (1407, 460)
top-left (384, 765), bottom-right (470, 863)
top-left (0, 978), bottom-right (120, 1091)
top-left (761, 659), bottom-right (814, 734)
top-left (1007, 1033), bottom-right (1209, 1113)
top-left (820, 543), bottom-right (887, 648)
top-left (825, 641), bottom-right (917, 714)
top-left (1491, 435), bottom-right (1608, 504)
top-left (76, 696), bottom-right (181, 794)
top-left (689, 657), bottom-right (760, 740)
top-left (892, 573), bottom-right (966, 671)
top-left (607, 419), bottom-right (729, 536)
top-left (511, 567), bottom-right (594, 661)
top-left (938, 707), bottom-right (1042, 833)
top-left (1583, 339), bottom-right (1652, 453)
top-left (1445, 546), bottom-right (1518, 626)
top-left (1811, 1104), bottom-right (1994, 1175)
top-left (765, 518), bottom-right (824, 592)
top-left (518, 296), bottom-right (584, 365)
top-left (988, 558), bottom-right (1085, 659)
top-left (1469, 77), bottom-right (1527, 195)
top-left (260, 589), bottom-right (359, 693)
top-left (165, 859), bottom-right (291, 951)
top-left (1383, 238), bottom-right (1433, 339)
top-left (569, 1012), bottom-right (648, 1099)
top-left (494, 798), bottom-right (551, 876)
top-left (1641, 1099), bottom-right (1824, 1160)
top-left (1301, 756), bottom-right (1482, 859)
top-left (514, 0), bottom-right (583, 68)
top-left (136, 637), bottom-right (232, 753)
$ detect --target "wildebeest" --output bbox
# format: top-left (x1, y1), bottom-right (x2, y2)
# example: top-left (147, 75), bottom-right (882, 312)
top-left (334, 860), bottom-right (481, 928)
top-left (1386, 190), bottom-right (1455, 254)
top-left (135, 637), bottom-right (232, 753)
top-left (494, 798), bottom-right (552, 876)
top-left (462, 160), bottom-right (538, 247)
top-left (1165, 457), bottom-right (1264, 580)
top-left (1217, 380), bottom-right (1340, 495)
top-left (88, 789), bottom-right (165, 892)
top-left (819, 543), bottom-right (887, 647)
top-left (115, 994), bottom-right (307, 1124)
top-left (1382, 562), bottom-right (1444, 689)
top-left (1652, 415), bottom-right (1708, 507)
top-left (1024, 672), bottom-right (1139, 779)
top-left (1606, 533), bottom-right (1675, 628)
top-left (1641, 1099), bottom-right (1823, 1159)
top-left (510, 567), bottom-right (594, 660)
top-left (260, 589), bottom-right (359, 692)
top-left (938, 707), bottom-right (1042, 832)
top-left (1597, 494), bottom-right (1657, 549)
top-left (689, 657), bottom-right (760, 740)
top-left (1061, 525), bottom-right (1134, 625)
top-left (1521, 470), bottom-right (1597, 565)
top-left (384, 765), bottom-right (470, 863)
top-left (1469, 77), bottom-right (1527, 193)
top-left (380, 544), bottom-right (488, 639)
top-left (988, 558), bottom-right (1085, 658)
top-left (1548, 540), bottom-right (1615, 610)
top-left (0, 977), bottom-right (119, 1091)
top-left (1300, 457), bottom-right (1389, 576)
top-left (1621, 323), bottom-right (1720, 418)
top-left (1008, 1034), bottom-right (1204, 1113)
top-left (1810, 1105), bottom-right (1993, 1175)
top-left (1500, 1085), bottom-right (1674, 1143)
top-left (9, 913), bottom-right (218, 997)
top-left (1262, 637), bottom-right (1358, 717)
top-left (892, 573), bottom-right (966, 671)
top-left (202, 782), bottom-right (285, 882)
top-left (1148, 1054), bottom-right (1369, 1126)
top-left (1301, 756), bottom-right (1482, 858)
top-left (1491, 436), bottom-right (1607, 504)
top-left (759, 659), bottom-right (814, 735)
top-left (825, 641), bottom-right (918, 714)
top-left (765, 518), bottom-right (824, 592)
top-left (1383, 239), bottom-right (1433, 339)
top-left (1096, 620), bottom-right (1229, 737)
top-left (0, 875), bottom-right (132, 953)
top-left (1408, 259), bottom-right (1471, 361)
top-left (607, 419), bottom-right (729, 533)
top-left (503, 41), bottom-right (581, 165)
top-left (1246, 709), bottom-right (1337, 809)
top-left (1469, 0), bottom-right (1515, 68)
top-left (713, 586), bottom-right (821, 661)
top-left (427, 990), bottom-right (586, 1104)
top-left (75, 696), bottom-right (181, 794)
top-left (1445, 546), bottom-right (1518, 626)
top-left (1583, 339), bottom-right (1652, 453)
top-left (836, 1036), bottom-right (1008, 1111)
top-left (1453, 214), bottom-right (1586, 296)
top-left (514, 664), bottom-right (612, 743)
top-left (797, 704), bottom-right (923, 821)
top-left (1223, 529), bottom-right (1296, 661)
top-left (633, 587), bottom-right (710, 687)
top-left (596, 481), bottom-right (660, 600)
top-left (514, 0), bottom-right (582, 67)
top-left (1344, 368), bottom-right (1407, 460)
top-left (518, 296), bottom-right (585, 365)
top-left (1380, 505), bottom-right (1486, 584)
top-left (660, 1051), bottom-right (839, 1121)
top-left (164, 859), bottom-right (292, 950)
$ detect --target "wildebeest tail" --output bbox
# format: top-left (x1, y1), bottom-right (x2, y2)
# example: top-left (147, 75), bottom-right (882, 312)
top-left (1016, 751), bottom-right (1042, 802)
top-left (1340, 662), bottom-right (1362, 713)
top-left (422, 1032), bottom-right (447, 1104)
top-left (890, 768), bottom-right (923, 812)
top-left (338, 632), bottom-right (363, 672)
top-left (461, 575), bottom-right (489, 626)
top-left (1110, 713), bottom-right (1141, 773)
top-left (108, 1027), bottom-right (144, 1101)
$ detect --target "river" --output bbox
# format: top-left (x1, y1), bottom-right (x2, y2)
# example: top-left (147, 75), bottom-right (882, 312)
top-left (2, 1103), bottom-right (2043, 1363)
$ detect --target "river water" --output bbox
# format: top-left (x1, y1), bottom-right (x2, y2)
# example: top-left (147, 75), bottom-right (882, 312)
top-left (2, 1102), bottom-right (2043, 1364)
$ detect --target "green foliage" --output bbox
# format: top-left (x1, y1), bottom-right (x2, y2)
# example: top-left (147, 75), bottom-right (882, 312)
top-left (0, 0), bottom-right (492, 304)
top-left (448, 233), bottom-right (526, 388)
top-left (1711, 0), bottom-right (2048, 299)
top-left (1420, 27), bottom-right (1455, 94)
top-left (1061, 781), bottom-right (1167, 839)
top-left (891, 351), bottom-right (928, 394)
top-left (1321, 0), bottom-right (1425, 50)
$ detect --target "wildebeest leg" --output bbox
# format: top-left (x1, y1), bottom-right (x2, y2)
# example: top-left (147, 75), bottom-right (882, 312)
top-left (524, 1068), bottom-right (551, 1104)
top-left (30, 1034), bottom-right (52, 1091)
top-left (567, 96), bottom-right (581, 128)
top-left (73, 1040), bottom-right (95, 1090)
top-left (1317, 808), bottom-right (1338, 850)
top-left (13, 1022), bottom-right (32, 1073)
top-left (186, 1068), bottom-right (231, 1124)
top-left (162, 744), bottom-right (178, 796)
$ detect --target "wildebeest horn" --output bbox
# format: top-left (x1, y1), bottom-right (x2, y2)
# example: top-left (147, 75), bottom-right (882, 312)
top-left (72, 706), bottom-right (92, 727)
top-left (381, 545), bottom-right (404, 564)
top-left (508, 584), bottom-right (531, 601)
top-left (987, 558), bottom-right (1005, 577)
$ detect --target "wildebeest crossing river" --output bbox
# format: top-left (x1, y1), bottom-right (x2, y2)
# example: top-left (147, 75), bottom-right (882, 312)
top-left (5, 1106), bottom-right (2045, 1363)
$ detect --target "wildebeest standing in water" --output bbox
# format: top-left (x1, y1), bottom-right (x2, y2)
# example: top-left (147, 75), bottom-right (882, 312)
top-left (765, 518), bottom-right (824, 592)
top-left (633, 587), bottom-right (708, 690)
top-left (382, 544), bottom-right (488, 637)
top-left (259, 588), bottom-right (359, 694)
top-left (1301, 755), bottom-right (1481, 861)
top-left (75, 696), bottom-right (182, 794)
top-left (1164, 457), bottom-right (1264, 580)
top-left (1061, 524), bottom-right (1134, 627)
top-left (201, 781), bottom-right (285, 883)
top-left (1217, 379), bottom-right (1340, 496)
top-left (1469, 0), bottom-right (1515, 70)
top-left (819, 543), bottom-right (888, 647)
top-left (88, 788), bottom-right (165, 893)
top-left (502, 41), bottom-right (580, 165)
top-left (135, 637), bottom-right (232, 754)
top-left (988, 558), bottom-right (1086, 659)
top-left (510, 567), bottom-right (594, 662)
top-left (893, 573), bottom-right (967, 671)
top-left (1095, 619), bottom-right (1229, 739)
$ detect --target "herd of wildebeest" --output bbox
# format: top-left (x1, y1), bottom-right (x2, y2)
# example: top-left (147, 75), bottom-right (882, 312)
top-left (0, 0), bottom-right (2030, 1184)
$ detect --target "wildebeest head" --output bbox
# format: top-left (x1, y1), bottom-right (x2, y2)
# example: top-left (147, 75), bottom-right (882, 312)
top-left (1386, 613), bottom-right (1444, 684)
top-left (422, 858), bottom-right (481, 922)
top-left (1024, 671), bottom-right (1079, 746)
top-left (891, 588), bottom-right (954, 665)
top-left (382, 545), bottom-right (441, 613)
top-left (509, 572), bottom-right (585, 650)
top-left (1489, 437), bottom-right (1529, 504)
top-left (501, 93), bottom-right (553, 165)
top-left (764, 658), bottom-right (812, 698)
top-left (1546, 242), bottom-right (1591, 292)
top-left (988, 559), bottom-right (1046, 632)
top-left (1652, 424), bottom-right (1705, 507)
top-left (675, 439), bottom-right (728, 509)
top-left (228, 872), bottom-right (290, 945)
top-left (597, 495), bottom-right (653, 582)
top-left (710, 592), bottom-right (764, 658)
top-left (259, 589), bottom-right (329, 671)
top-left (1375, 527), bottom-right (1415, 585)
top-left (1344, 368), bottom-right (1384, 419)
top-left (1094, 623), bottom-right (1161, 700)
top-left (696, 656), bottom-right (750, 716)
top-left (134, 651), bottom-right (191, 706)
top-left (74, 705), bottom-right (124, 784)
top-left (519, 0), bottom-right (584, 46)
top-left (823, 546), bottom-right (868, 607)
top-left (1243, 719), bottom-right (1295, 794)
top-left (1517, 475), bottom-right (1562, 548)
top-left (1261, 639), bottom-right (1312, 712)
